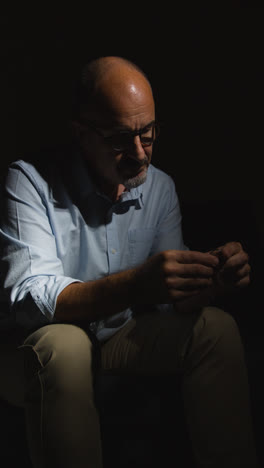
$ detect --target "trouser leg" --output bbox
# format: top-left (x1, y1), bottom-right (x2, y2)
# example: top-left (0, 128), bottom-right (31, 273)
top-left (101, 306), bottom-right (259, 467)
top-left (21, 324), bottom-right (103, 468)
top-left (182, 307), bottom-right (259, 468)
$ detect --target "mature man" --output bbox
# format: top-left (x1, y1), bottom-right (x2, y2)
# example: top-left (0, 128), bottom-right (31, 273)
top-left (0, 56), bottom-right (259, 467)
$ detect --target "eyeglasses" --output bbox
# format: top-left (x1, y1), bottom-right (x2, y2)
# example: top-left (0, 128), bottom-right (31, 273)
top-left (82, 120), bottom-right (160, 152)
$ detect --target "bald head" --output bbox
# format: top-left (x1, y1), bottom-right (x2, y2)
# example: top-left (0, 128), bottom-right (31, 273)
top-left (72, 56), bottom-right (154, 123)
top-left (71, 56), bottom-right (157, 197)
top-left (82, 56), bottom-right (150, 88)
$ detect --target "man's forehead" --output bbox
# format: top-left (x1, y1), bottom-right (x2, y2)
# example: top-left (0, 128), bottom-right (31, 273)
top-left (85, 117), bottom-right (155, 133)
top-left (81, 103), bottom-right (155, 129)
top-left (106, 120), bottom-right (156, 133)
top-left (90, 71), bottom-right (154, 114)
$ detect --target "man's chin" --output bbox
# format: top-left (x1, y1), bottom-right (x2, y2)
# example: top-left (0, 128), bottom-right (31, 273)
top-left (123, 169), bottom-right (148, 190)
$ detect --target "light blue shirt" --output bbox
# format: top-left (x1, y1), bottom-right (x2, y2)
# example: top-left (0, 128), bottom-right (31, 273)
top-left (0, 152), bottom-right (186, 341)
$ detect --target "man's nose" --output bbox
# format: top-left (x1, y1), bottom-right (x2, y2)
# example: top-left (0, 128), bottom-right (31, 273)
top-left (126, 135), bottom-right (146, 161)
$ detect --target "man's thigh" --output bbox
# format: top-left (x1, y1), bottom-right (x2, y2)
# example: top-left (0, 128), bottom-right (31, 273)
top-left (0, 323), bottom-right (97, 407)
top-left (101, 306), bottom-right (202, 376)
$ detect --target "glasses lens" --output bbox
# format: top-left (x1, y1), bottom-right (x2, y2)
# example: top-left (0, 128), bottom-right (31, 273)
top-left (107, 134), bottom-right (131, 152)
top-left (140, 126), bottom-right (154, 147)
top-left (106, 123), bottom-right (160, 151)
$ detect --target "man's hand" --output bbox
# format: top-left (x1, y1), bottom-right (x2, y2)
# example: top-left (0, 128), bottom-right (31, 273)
top-left (210, 241), bottom-right (251, 294)
top-left (173, 242), bottom-right (251, 315)
top-left (136, 249), bottom-right (219, 303)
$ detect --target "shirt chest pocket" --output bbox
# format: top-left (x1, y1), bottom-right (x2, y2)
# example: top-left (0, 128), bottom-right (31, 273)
top-left (127, 228), bottom-right (156, 267)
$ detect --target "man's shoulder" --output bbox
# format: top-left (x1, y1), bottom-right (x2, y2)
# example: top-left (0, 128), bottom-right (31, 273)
top-left (7, 146), bottom-right (73, 190)
top-left (147, 164), bottom-right (175, 188)
top-left (7, 158), bottom-right (52, 194)
top-left (9, 158), bottom-right (41, 178)
top-left (3, 149), bottom-right (67, 206)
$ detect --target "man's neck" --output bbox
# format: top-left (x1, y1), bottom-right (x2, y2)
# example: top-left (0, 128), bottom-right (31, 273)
top-left (81, 155), bottom-right (126, 202)
top-left (106, 184), bottom-right (126, 202)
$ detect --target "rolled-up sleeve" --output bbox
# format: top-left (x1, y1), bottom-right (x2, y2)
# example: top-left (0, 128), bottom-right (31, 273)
top-left (0, 163), bottom-right (82, 330)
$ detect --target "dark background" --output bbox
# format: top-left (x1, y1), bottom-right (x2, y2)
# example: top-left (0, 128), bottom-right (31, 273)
top-left (1, 5), bottom-right (264, 466)
top-left (1, 4), bottom-right (263, 303)
top-left (1, 5), bottom-right (263, 236)
top-left (1, 7), bottom-right (263, 279)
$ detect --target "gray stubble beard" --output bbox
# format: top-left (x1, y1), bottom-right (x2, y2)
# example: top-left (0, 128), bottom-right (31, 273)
top-left (123, 168), bottom-right (148, 190)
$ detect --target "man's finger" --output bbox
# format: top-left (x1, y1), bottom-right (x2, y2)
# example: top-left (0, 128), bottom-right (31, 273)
top-left (222, 251), bottom-right (249, 271)
top-left (167, 276), bottom-right (213, 290)
top-left (175, 250), bottom-right (219, 267)
top-left (220, 241), bottom-right (243, 260)
top-left (234, 275), bottom-right (251, 288)
top-left (174, 263), bottom-right (215, 278)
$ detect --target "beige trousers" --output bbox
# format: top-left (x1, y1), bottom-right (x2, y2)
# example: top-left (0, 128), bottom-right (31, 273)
top-left (0, 306), bottom-right (260, 468)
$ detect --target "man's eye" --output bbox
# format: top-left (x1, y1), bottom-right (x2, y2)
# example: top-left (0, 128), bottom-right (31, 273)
top-left (141, 129), bottom-right (152, 137)
top-left (107, 134), bottom-right (124, 143)
top-left (141, 136), bottom-right (152, 143)
top-left (113, 134), bottom-right (129, 144)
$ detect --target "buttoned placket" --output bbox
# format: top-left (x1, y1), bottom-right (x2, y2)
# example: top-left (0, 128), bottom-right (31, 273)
top-left (105, 205), bottom-right (120, 275)
top-left (99, 188), bottom-right (143, 275)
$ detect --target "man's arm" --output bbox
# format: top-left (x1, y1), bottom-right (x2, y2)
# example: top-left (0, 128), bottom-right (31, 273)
top-left (0, 162), bottom-right (218, 328)
top-left (55, 249), bottom-right (219, 322)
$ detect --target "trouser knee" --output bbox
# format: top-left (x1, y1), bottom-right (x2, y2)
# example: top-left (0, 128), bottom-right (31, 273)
top-left (185, 306), bottom-right (245, 371)
top-left (23, 324), bottom-right (96, 398)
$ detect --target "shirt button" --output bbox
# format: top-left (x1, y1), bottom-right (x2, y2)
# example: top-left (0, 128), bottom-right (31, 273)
top-left (111, 248), bottom-right (117, 254)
